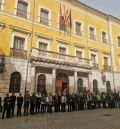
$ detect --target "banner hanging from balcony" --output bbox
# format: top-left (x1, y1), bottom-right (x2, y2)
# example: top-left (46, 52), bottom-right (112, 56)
top-left (59, 4), bottom-right (72, 34)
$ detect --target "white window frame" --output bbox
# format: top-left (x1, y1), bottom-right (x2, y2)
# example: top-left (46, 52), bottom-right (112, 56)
top-left (58, 44), bottom-right (68, 55)
top-left (36, 38), bottom-right (50, 51)
top-left (102, 54), bottom-right (111, 66)
top-left (75, 47), bottom-right (84, 58)
top-left (0, 0), bottom-right (5, 11)
top-left (88, 25), bottom-right (96, 40)
top-left (101, 30), bottom-right (108, 43)
top-left (89, 51), bottom-right (98, 64)
top-left (74, 20), bottom-right (83, 36)
top-left (39, 7), bottom-right (51, 26)
top-left (11, 32), bottom-right (28, 50)
top-left (14, 0), bottom-right (30, 19)
top-left (117, 35), bottom-right (120, 47)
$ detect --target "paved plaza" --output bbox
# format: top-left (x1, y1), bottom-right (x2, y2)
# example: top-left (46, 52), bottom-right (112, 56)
top-left (0, 109), bottom-right (120, 129)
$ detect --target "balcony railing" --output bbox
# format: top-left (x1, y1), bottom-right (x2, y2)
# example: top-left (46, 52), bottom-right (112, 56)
top-left (10, 48), bottom-right (27, 59)
top-left (104, 65), bottom-right (111, 71)
top-left (92, 63), bottom-right (99, 70)
top-left (31, 48), bottom-right (90, 67)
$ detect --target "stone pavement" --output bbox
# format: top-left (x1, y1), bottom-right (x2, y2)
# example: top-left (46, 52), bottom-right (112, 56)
top-left (0, 109), bottom-right (120, 129)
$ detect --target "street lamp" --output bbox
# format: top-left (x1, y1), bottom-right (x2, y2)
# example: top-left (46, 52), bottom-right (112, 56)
top-left (0, 54), bottom-right (5, 73)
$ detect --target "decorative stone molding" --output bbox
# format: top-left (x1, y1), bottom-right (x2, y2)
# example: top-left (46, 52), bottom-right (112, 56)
top-left (35, 33), bottom-right (53, 41)
top-left (9, 25), bottom-right (31, 36)
top-left (56, 38), bottom-right (71, 45)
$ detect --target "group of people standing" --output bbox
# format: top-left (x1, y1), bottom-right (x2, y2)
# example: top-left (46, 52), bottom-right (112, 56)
top-left (1, 89), bottom-right (120, 119)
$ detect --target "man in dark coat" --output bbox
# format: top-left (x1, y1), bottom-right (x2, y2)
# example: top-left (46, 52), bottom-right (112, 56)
top-left (36, 92), bottom-right (41, 113)
top-left (24, 91), bottom-right (30, 116)
top-left (2, 94), bottom-right (11, 119)
top-left (10, 92), bottom-right (16, 117)
top-left (30, 92), bottom-right (37, 115)
top-left (17, 93), bottom-right (23, 116)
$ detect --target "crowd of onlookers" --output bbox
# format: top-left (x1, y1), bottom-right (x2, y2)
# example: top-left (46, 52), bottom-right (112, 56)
top-left (0, 89), bottom-right (120, 119)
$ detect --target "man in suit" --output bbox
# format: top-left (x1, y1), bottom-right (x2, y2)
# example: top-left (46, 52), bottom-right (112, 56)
top-left (2, 94), bottom-right (11, 119)
top-left (10, 92), bottom-right (16, 117)
top-left (17, 93), bottom-right (23, 116)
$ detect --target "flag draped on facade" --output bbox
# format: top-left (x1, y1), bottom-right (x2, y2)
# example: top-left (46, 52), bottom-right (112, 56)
top-left (59, 5), bottom-right (72, 33)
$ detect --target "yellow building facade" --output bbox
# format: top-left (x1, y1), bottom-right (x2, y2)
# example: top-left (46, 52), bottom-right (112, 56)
top-left (0, 0), bottom-right (120, 96)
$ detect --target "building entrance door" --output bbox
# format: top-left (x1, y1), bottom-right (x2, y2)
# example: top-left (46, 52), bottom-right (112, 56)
top-left (56, 73), bottom-right (68, 93)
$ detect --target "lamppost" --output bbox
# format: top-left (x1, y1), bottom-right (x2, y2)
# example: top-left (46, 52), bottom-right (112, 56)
top-left (0, 54), bottom-right (5, 73)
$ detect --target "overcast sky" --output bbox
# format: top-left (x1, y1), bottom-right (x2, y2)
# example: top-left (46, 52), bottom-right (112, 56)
top-left (79, 0), bottom-right (120, 19)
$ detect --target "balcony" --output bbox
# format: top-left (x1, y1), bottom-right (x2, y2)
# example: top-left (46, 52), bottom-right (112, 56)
top-left (31, 48), bottom-right (91, 68)
top-left (103, 65), bottom-right (111, 71)
top-left (92, 63), bottom-right (99, 70)
top-left (10, 48), bottom-right (27, 59)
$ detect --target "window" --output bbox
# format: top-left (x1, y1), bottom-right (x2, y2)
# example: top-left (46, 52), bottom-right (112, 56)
top-left (77, 78), bottom-right (83, 92)
top-left (118, 36), bottom-right (120, 47)
top-left (59, 47), bottom-right (66, 59)
top-left (40, 8), bottom-right (49, 26)
top-left (59, 16), bottom-right (65, 31)
top-left (17, 0), bottom-right (28, 18)
top-left (106, 81), bottom-right (111, 93)
top-left (89, 27), bottom-right (95, 40)
top-left (39, 42), bottom-right (47, 50)
top-left (12, 36), bottom-right (25, 58)
top-left (102, 31), bottom-right (107, 43)
top-left (37, 74), bottom-right (46, 95)
top-left (91, 54), bottom-right (96, 63)
top-left (9, 72), bottom-right (21, 93)
top-left (104, 57), bottom-right (108, 66)
top-left (93, 79), bottom-right (98, 93)
top-left (76, 51), bottom-right (82, 58)
top-left (0, 0), bottom-right (2, 10)
top-left (39, 42), bottom-right (47, 56)
top-left (75, 22), bottom-right (82, 36)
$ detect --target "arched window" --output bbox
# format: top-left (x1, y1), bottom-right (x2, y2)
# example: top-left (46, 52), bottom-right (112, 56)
top-left (77, 78), bottom-right (83, 92)
top-left (37, 74), bottom-right (46, 95)
top-left (106, 81), bottom-right (111, 93)
top-left (93, 79), bottom-right (98, 93)
top-left (9, 72), bottom-right (21, 93)
top-left (56, 73), bottom-right (68, 81)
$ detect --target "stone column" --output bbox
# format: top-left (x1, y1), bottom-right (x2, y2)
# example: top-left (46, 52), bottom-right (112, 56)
top-left (74, 71), bottom-right (78, 92)
top-left (30, 66), bottom-right (36, 93)
top-left (52, 68), bottom-right (56, 94)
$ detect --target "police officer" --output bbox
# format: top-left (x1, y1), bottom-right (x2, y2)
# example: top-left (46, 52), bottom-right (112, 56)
top-left (30, 92), bottom-right (37, 115)
top-left (24, 91), bottom-right (30, 116)
top-left (36, 92), bottom-right (41, 113)
top-left (10, 92), bottom-right (16, 117)
top-left (2, 94), bottom-right (11, 119)
top-left (17, 93), bottom-right (23, 116)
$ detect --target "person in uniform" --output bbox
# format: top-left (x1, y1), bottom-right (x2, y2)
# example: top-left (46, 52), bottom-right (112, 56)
top-left (2, 94), bottom-right (11, 119)
top-left (10, 92), bottom-right (16, 117)
top-left (30, 92), bottom-right (37, 115)
top-left (36, 92), bottom-right (41, 113)
top-left (17, 93), bottom-right (23, 116)
top-left (0, 97), bottom-right (2, 112)
top-left (41, 94), bottom-right (46, 114)
top-left (24, 91), bottom-right (30, 116)
top-left (67, 93), bottom-right (72, 112)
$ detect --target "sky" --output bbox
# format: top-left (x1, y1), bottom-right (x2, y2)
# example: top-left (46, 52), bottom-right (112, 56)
top-left (79, 0), bottom-right (120, 19)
